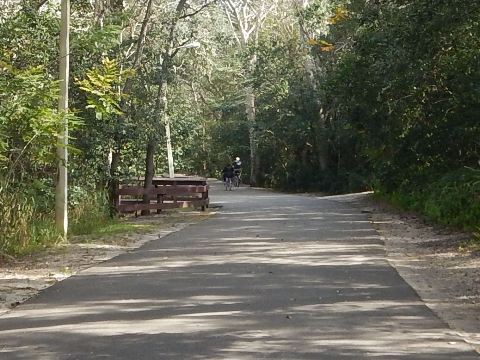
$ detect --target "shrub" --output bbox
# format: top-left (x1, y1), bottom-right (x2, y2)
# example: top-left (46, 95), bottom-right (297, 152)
top-left (422, 168), bottom-right (480, 229)
top-left (0, 181), bottom-right (60, 255)
top-left (380, 168), bottom-right (480, 230)
top-left (69, 188), bottom-right (112, 235)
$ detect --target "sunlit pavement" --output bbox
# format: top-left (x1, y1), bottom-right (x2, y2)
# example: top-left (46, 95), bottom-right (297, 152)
top-left (0, 182), bottom-right (478, 359)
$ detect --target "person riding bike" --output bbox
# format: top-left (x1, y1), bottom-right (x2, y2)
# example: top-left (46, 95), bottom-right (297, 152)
top-left (232, 157), bottom-right (242, 179)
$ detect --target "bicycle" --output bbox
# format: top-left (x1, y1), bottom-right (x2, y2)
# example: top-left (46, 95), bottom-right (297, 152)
top-left (224, 177), bottom-right (233, 191)
top-left (233, 170), bottom-right (241, 187)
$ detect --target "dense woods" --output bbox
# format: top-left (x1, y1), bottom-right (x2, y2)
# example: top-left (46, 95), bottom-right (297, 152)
top-left (1, 0), bottom-right (479, 254)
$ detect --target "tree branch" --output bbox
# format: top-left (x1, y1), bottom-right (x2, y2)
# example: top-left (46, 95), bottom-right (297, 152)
top-left (223, 5), bottom-right (242, 45)
top-left (131, 0), bottom-right (154, 69)
top-left (36, 0), bottom-right (48, 10)
top-left (180, 0), bottom-right (218, 19)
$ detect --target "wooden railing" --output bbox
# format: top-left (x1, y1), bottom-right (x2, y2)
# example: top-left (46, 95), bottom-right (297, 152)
top-left (114, 177), bottom-right (209, 214)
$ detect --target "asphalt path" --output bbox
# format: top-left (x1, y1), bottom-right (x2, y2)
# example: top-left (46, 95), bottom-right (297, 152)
top-left (0, 182), bottom-right (478, 359)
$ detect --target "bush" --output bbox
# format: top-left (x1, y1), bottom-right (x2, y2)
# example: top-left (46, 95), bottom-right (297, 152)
top-left (0, 180), bottom-right (115, 256)
top-left (69, 188), bottom-right (112, 235)
top-left (0, 181), bottom-right (60, 255)
top-left (422, 168), bottom-right (480, 229)
top-left (380, 168), bottom-right (480, 230)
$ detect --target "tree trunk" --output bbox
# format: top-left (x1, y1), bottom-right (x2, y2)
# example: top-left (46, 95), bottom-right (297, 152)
top-left (140, 57), bottom-right (168, 216)
top-left (245, 86), bottom-right (258, 186)
top-left (108, 149), bottom-right (120, 215)
top-left (108, 0), bottom-right (154, 210)
top-left (317, 108), bottom-right (329, 171)
top-left (297, 0), bottom-right (329, 172)
top-left (165, 115), bottom-right (175, 178)
top-left (140, 0), bottom-right (186, 188)
top-left (140, 0), bottom-right (191, 212)
top-left (245, 45), bottom-right (259, 186)
top-left (142, 138), bottom-right (156, 215)
top-left (222, 1), bottom-right (274, 186)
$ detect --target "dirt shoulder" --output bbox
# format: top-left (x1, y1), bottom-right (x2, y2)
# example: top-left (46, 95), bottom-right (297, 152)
top-left (327, 192), bottom-right (480, 352)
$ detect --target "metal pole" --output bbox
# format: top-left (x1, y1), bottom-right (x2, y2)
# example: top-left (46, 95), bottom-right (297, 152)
top-left (55, 0), bottom-right (70, 238)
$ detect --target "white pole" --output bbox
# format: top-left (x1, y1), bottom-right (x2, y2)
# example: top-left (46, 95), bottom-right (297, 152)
top-left (162, 82), bottom-right (174, 178)
top-left (165, 115), bottom-right (174, 178)
top-left (56, 0), bottom-right (70, 238)
top-left (162, 42), bottom-right (200, 179)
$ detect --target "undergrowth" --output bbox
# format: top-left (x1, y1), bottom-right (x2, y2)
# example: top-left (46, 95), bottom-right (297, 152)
top-left (69, 189), bottom-right (113, 236)
top-left (459, 227), bottom-right (480, 252)
top-left (379, 167), bottom-right (480, 230)
top-left (0, 182), bottom-right (116, 256)
top-left (0, 181), bottom-right (61, 255)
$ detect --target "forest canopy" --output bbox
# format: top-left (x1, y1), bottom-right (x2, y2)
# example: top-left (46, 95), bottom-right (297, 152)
top-left (0, 0), bottom-right (479, 254)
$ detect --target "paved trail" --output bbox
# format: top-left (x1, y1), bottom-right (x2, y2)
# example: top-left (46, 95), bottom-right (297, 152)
top-left (0, 183), bottom-right (478, 359)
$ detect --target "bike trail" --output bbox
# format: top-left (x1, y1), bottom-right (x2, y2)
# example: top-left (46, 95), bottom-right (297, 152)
top-left (0, 182), bottom-right (478, 359)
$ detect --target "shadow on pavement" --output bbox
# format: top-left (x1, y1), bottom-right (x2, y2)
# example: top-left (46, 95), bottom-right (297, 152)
top-left (0, 182), bottom-right (478, 359)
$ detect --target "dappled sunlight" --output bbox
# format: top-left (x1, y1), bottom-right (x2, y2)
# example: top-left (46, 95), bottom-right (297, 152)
top-left (238, 217), bottom-right (308, 222)
top-left (0, 186), bottom-right (477, 359)
top-left (81, 265), bottom-right (170, 276)
top-left (1, 316), bottom-right (235, 336)
top-left (315, 191), bottom-right (374, 201)
top-left (119, 238), bottom-right (387, 268)
top-left (291, 300), bottom-right (426, 314)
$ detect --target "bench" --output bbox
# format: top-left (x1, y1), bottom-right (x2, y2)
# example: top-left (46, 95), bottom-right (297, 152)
top-left (114, 177), bottom-right (209, 214)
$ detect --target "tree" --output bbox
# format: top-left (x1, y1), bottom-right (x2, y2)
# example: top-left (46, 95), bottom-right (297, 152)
top-left (141, 0), bottom-right (214, 192)
top-left (221, 0), bottom-right (275, 185)
top-left (295, 0), bottom-right (337, 172)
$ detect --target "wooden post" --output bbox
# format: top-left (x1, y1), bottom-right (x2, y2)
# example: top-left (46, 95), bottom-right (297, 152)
top-left (156, 185), bottom-right (163, 214)
top-left (113, 182), bottom-right (120, 213)
top-left (201, 184), bottom-right (208, 211)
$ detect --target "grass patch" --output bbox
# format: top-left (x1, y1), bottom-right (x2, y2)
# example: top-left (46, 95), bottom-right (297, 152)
top-left (70, 191), bottom-right (112, 236)
top-left (69, 213), bottom-right (161, 245)
top-left (86, 221), bottom-right (157, 237)
top-left (459, 239), bottom-right (480, 253)
top-left (1, 181), bottom-right (212, 258)
top-left (459, 227), bottom-right (480, 252)
top-left (0, 181), bottom-right (61, 256)
top-left (378, 168), bottom-right (480, 230)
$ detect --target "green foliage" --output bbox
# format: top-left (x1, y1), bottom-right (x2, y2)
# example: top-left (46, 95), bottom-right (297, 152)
top-left (334, 0), bottom-right (478, 181)
top-left (0, 6), bottom-right (59, 72)
top-left (0, 180), bottom-right (61, 255)
top-left (2, 0), bottom-right (478, 256)
top-left (0, 182), bottom-right (123, 255)
top-left (0, 3), bottom-right (121, 256)
top-left (70, 189), bottom-right (112, 235)
top-left (77, 57), bottom-right (133, 120)
top-left (423, 170), bottom-right (480, 228)
top-left (72, 24), bottom-right (123, 57)
top-left (0, 58), bottom-right (61, 176)
top-left (381, 168), bottom-right (480, 230)
top-left (305, 0), bottom-right (480, 227)
top-left (82, 222), bottom-right (156, 238)
top-left (208, 112), bottom-right (250, 177)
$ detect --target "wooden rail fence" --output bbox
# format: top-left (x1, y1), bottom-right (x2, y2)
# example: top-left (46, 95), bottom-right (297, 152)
top-left (114, 177), bottom-right (209, 214)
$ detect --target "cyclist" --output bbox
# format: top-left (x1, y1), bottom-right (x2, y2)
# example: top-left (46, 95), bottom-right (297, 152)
top-left (232, 157), bottom-right (242, 186)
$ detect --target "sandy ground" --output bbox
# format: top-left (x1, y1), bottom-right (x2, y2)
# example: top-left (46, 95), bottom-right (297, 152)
top-left (0, 193), bottom-right (479, 353)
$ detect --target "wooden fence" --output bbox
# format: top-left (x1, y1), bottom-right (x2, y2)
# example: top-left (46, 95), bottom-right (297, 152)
top-left (114, 177), bottom-right (209, 214)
